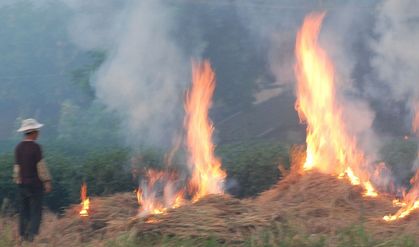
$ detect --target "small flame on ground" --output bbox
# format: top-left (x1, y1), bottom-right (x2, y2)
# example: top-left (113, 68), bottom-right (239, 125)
top-left (392, 199), bottom-right (407, 208)
top-left (185, 60), bottom-right (226, 202)
top-left (145, 217), bottom-right (160, 224)
top-left (343, 167), bottom-right (360, 185)
top-left (79, 182), bottom-right (90, 217)
top-left (384, 201), bottom-right (419, 221)
top-left (384, 169), bottom-right (419, 221)
top-left (383, 102), bottom-right (419, 221)
top-left (363, 181), bottom-right (378, 197)
top-left (294, 12), bottom-right (378, 197)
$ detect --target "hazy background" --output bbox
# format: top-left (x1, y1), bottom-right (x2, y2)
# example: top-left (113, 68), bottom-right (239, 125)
top-left (1, 0), bottom-right (418, 211)
top-left (0, 0), bottom-right (402, 145)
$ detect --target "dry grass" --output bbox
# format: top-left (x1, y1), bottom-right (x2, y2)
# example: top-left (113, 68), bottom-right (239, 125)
top-left (129, 195), bottom-right (270, 245)
top-left (8, 193), bottom-right (140, 247)
top-left (256, 146), bottom-right (419, 244)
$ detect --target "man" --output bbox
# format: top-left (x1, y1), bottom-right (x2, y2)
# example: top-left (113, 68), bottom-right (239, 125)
top-left (13, 118), bottom-right (52, 243)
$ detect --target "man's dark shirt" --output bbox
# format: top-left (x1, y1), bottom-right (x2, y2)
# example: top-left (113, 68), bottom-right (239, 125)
top-left (15, 141), bottom-right (43, 186)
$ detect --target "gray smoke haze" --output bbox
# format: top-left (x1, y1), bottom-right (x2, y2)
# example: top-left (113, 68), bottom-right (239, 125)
top-left (370, 0), bottom-right (419, 124)
top-left (234, 1), bottom-right (309, 89)
top-left (62, 0), bottom-right (190, 146)
top-left (321, 4), bottom-right (380, 160)
top-left (0, 0), bottom-right (417, 186)
top-left (370, 0), bottom-right (419, 170)
top-left (59, 0), bottom-right (416, 174)
top-left (65, 1), bottom-right (127, 51)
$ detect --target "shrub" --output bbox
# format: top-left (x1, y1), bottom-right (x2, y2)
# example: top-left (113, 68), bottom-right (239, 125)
top-left (217, 141), bottom-right (289, 198)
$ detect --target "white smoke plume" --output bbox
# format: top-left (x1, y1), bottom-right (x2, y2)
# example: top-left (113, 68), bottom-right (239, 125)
top-left (370, 0), bottom-right (419, 171)
top-left (62, 0), bottom-right (190, 146)
top-left (321, 4), bottom-right (380, 160)
top-left (370, 0), bottom-right (419, 106)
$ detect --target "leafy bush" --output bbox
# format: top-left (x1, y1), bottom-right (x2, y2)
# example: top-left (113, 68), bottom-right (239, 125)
top-left (1, 140), bottom-right (290, 213)
top-left (83, 148), bottom-right (132, 195)
top-left (0, 223), bottom-right (14, 247)
top-left (0, 153), bottom-right (16, 212)
top-left (217, 141), bottom-right (289, 198)
top-left (104, 223), bottom-right (417, 247)
top-left (337, 225), bottom-right (417, 247)
top-left (380, 138), bottom-right (418, 187)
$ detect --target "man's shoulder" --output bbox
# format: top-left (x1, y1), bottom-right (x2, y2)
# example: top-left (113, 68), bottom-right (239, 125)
top-left (15, 141), bottom-right (41, 150)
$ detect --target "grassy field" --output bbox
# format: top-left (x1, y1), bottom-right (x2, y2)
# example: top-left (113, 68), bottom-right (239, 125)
top-left (105, 224), bottom-right (417, 247)
top-left (1, 217), bottom-right (416, 247)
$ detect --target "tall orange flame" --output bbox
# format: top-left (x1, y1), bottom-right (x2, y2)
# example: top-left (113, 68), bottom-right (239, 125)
top-left (294, 12), bottom-right (376, 197)
top-left (79, 182), bottom-right (90, 217)
top-left (185, 60), bottom-right (226, 202)
top-left (135, 60), bottom-right (225, 217)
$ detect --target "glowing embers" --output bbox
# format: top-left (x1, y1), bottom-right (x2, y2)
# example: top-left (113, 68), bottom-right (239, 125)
top-left (185, 60), bottom-right (226, 202)
top-left (294, 12), bottom-right (377, 197)
top-left (79, 182), bottom-right (90, 217)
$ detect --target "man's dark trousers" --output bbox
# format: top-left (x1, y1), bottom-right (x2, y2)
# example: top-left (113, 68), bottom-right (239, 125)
top-left (18, 184), bottom-right (43, 239)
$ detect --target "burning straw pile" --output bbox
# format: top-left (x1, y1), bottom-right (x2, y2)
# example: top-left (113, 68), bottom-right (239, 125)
top-left (257, 147), bottom-right (419, 244)
top-left (34, 193), bottom-right (138, 246)
top-left (28, 147), bottom-right (417, 246)
top-left (130, 195), bottom-right (269, 244)
top-left (8, 10), bottom-right (419, 247)
top-left (30, 193), bottom-right (266, 246)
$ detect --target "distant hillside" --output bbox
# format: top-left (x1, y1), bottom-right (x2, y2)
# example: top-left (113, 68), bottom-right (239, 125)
top-left (215, 91), bottom-right (305, 144)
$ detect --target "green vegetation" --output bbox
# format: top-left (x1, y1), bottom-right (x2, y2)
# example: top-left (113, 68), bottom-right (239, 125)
top-left (336, 225), bottom-right (416, 247)
top-left (0, 140), bottom-right (289, 214)
top-left (218, 141), bottom-right (289, 197)
top-left (1, 137), bottom-right (417, 215)
top-left (0, 223), bottom-right (14, 247)
top-left (380, 138), bottom-right (418, 187)
top-left (1, 222), bottom-right (415, 247)
top-left (99, 224), bottom-right (417, 247)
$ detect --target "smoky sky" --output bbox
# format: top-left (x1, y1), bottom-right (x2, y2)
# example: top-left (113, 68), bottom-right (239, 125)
top-left (59, 0), bottom-right (418, 160)
top-left (60, 0), bottom-right (192, 146)
top-left (2, 0), bottom-right (418, 164)
top-left (370, 0), bottom-right (419, 110)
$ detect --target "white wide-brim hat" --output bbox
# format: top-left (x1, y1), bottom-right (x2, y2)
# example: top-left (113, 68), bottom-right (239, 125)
top-left (17, 118), bottom-right (44, 133)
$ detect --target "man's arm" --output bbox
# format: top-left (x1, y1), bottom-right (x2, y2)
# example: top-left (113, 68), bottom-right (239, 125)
top-left (14, 145), bottom-right (21, 184)
top-left (12, 164), bottom-right (21, 184)
top-left (37, 160), bottom-right (52, 193)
